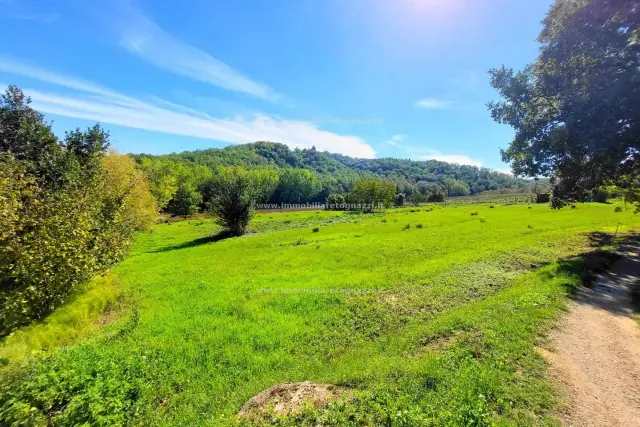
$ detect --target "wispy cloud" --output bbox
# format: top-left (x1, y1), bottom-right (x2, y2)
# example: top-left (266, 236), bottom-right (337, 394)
top-left (413, 98), bottom-right (453, 109)
top-left (404, 145), bottom-right (482, 167)
top-left (0, 59), bottom-right (375, 158)
top-left (418, 152), bottom-right (482, 167)
top-left (384, 133), bottom-right (481, 166)
top-left (386, 134), bottom-right (405, 147)
top-left (495, 168), bottom-right (513, 176)
top-left (111, 2), bottom-right (280, 102)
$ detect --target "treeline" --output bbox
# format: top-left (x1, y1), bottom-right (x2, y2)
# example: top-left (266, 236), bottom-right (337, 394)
top-left (0, 86), bottom-right (156, 335)
top-left (132, 142), bottom-right (526, 215)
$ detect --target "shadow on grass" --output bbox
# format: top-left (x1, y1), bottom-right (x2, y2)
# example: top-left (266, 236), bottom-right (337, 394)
top-left (152, 230), bottom-right (235, 253)
top-left (556, 232), bottom-right (640, 316)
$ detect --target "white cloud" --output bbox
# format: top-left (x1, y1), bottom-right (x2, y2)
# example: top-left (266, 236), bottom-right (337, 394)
top-left (404, 146), bottom-right (482, 167)
top-left (421, 153), bottom-right (483, 167)
top-left (386, 134), bottom-right (405, 147)
top-left (112, 3), bottom-right (280, 102)
top-left (414, 98), bottom-right (452, 109)
top-left (0, 59), bottom-right (375, 158)
top-left (495, 168), bottom-right (513, 175)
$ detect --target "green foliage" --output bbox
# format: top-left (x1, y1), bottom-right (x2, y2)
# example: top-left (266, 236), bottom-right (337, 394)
top-left (595, 187), bottom-right (609, 204)
top-left (132, 141), bottom-right (524, 206)
top-left (168, 184), bottom-right (201, 219)
top-left (349, 178), bottom-right (396, 211)
top-left (488, 0), bottom-right (640, 204)
top-left (0, 87), bottom-right (155, 335)
top-left (325, 193), bottom-right (347, 210)
top-left (393, 192), bottom-right (405, 207)
top-left (272, 168), bottom-right (322, 203)
top-left (206, 167), bottom-right (278, 236)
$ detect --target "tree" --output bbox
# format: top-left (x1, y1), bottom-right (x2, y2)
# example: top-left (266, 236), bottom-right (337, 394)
top-left (349, 178), bottom-right (396, 211)
top-left (271, 168), bottom-right (322, 204)
top-left (206, 167), bottom-right (278, 236)
top-left (0, 85), bottom-right (62, 182)
top-left (169, 184), bottom-right (201, 219)
top-left (488, 0), bottom-right (640, 205)
top-left (0, 86), bottom-right (156, 335)
top-left (326, 193), bottom-right (347, 210)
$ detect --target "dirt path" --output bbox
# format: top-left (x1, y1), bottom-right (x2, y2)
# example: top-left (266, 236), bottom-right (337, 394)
top-left (539, 242), bottom-right (640, 427)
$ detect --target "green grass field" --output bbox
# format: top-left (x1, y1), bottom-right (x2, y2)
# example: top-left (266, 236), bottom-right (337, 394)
top-left (1, 203), bottom-right (638, 426)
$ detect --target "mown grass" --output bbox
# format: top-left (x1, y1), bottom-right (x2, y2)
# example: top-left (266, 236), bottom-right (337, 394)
top-left (1, 203), bottom-right (638, 426)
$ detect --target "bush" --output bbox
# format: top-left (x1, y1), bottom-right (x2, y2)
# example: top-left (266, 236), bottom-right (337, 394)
top-left (349, 178), bottom-right (396, 212)
top-left (470, 211), bottom-right (479, 216)
top-left (312, 227), bottom-right (320, 233)
top-left (326, 193), bottom-right (346, 210)
top-left (0, 87), bottom-right (156, 335)
top-left (206, 167), bottom-right (278, 236)
top-left (595, 188), bottom-right (609, 203)
top-left (614, 206), bottom-right (623, 213)
top-left (393, 193), bottom-right (405, 207)
top-left (415, 223), bottom-right (424, 229)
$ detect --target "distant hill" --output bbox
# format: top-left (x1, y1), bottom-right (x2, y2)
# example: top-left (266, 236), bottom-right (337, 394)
top-left (133, 142), bottom-right (526, 197)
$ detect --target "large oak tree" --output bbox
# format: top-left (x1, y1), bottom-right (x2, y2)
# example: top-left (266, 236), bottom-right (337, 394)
top-left (488, 0), bottom-right (640, 205)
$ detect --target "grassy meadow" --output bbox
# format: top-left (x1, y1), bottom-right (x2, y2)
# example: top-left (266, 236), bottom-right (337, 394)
top-left (1, 202), bottom-right (639, 426)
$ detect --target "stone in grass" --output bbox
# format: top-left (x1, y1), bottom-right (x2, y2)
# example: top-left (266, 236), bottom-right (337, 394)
top-left (237, 381), bottom-right (350, 419)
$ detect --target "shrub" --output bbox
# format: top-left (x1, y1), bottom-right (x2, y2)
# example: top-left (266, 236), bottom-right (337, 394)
top-left (326, 193), bottom-right (346, 210)
top-left (312, 227), bottom-right (320, 233)
top-left (614, 206), bottom-right (623, 213)
top-left (470, 211), bottom-right (479, 216)
top-left (402, 224), bottom-right (411, 230)
top-left (415, 223), bottom-right (424, 229)
top-left (206, 167), bottom-right (278, 236)
top-left (489, 205), bottom-right (495, 209)
top-left (381, 219), bottom-right (387, 223)
top-left (393, 193), bottom-right (405, 207)
top-left (595, 188), bottom-right (609, 203)
top-left (0, 87), bottom-right (156, 335)
top-left (349, 178), bottom-right (396, 212)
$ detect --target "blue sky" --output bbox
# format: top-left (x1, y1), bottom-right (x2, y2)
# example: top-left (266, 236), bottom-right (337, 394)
top-left (0, 0), bottom-right (552, 171)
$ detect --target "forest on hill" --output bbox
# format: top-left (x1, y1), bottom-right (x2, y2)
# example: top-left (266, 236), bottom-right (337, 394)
top-left (131, 142), bottom-right (529, 212)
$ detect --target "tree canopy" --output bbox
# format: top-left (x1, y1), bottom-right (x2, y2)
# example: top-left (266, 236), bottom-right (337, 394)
top-left (488, 0), bottom-right (640, 203)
